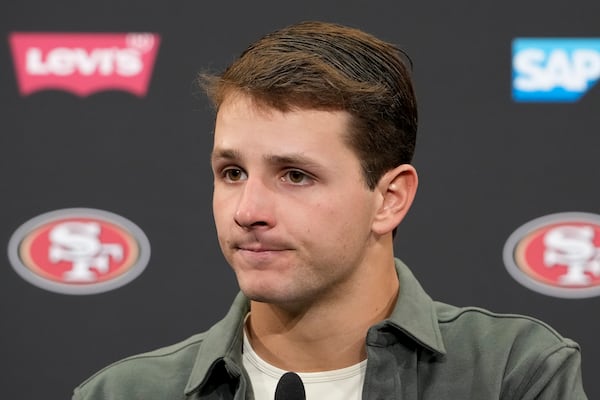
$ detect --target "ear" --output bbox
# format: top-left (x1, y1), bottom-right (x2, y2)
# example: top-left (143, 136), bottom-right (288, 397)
top-left (371, 164), bottom-right (418, 236)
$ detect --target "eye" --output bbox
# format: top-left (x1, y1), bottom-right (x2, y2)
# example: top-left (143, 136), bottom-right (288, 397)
top-left (282, 170), bottom-right (313, 185)
top-left (222, 168), bottom-right (247, 182)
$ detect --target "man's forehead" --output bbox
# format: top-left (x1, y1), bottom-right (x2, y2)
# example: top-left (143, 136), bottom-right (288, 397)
top-left (217, 91), bottom-right (280, 118)
top-left (217, 91), bottom-right (352, 121)
top-left (213, 93), bottom-right (358, 165)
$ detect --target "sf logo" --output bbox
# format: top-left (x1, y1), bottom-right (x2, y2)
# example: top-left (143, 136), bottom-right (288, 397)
top-left (48, 222), bottom-right (124, 282)
top-left (544, 226), bottom-right (600, 286)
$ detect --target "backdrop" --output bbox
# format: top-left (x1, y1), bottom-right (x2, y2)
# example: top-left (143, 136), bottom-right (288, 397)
top-left (1, 1), bottom-right (598, 398)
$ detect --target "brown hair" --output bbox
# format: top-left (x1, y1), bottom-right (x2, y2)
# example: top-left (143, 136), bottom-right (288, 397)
top-left (200, 21), bottom-right (418, 189)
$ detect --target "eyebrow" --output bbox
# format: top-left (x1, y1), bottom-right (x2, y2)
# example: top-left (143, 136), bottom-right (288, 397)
top-left (264, 153), bottom-right (322, 169)
top-left (211, 147), bottom-right (323, 170)
top-left (211, 148), bottom-right (240, 163)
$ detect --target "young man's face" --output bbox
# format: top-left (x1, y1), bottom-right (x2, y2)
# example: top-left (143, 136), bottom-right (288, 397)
top-left (211, 94), bottom-right (382, 307)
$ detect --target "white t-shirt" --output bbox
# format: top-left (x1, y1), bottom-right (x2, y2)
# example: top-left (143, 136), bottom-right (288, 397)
top-left (243, 329), bottom-right (367, 399)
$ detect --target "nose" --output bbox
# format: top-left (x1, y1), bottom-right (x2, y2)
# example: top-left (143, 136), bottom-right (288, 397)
top-left (234, 177), bottom-right (275, 229)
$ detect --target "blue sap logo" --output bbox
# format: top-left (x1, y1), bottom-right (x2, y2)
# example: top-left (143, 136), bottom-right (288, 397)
top-left (512, 38), bottom-right (600, 102)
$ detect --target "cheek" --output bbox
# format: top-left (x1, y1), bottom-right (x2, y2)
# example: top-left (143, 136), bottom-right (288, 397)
top-left (212, 196), bottom-right (231, 235)
top-left (312, 201), bottom-right (358, 239)
top-left (212, 188), bottom-right (231, 217)
top-left (332, 194), bottom-right (375, 238)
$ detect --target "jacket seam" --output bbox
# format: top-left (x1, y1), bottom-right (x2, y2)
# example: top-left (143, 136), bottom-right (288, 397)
top-left (437, 306), bottom-right (565, 342)
top-left (509, 342), bottom-right (580, 398)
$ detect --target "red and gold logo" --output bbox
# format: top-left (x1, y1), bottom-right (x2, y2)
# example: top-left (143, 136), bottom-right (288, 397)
top-left (503, 212), bottom-right (600, 298)
top-left (8, 208), bottom-right (151, 294)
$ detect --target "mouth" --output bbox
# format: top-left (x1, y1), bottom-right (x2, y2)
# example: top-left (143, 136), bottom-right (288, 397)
top-left (237, 245), bottom-right (284, 252)
top-left (233, 238), bottom-right (292, 252)
top-left (235, 246), bottom-right (287, 254)
top-left (233, 248), bottom-right (287, 269)
top-left (232, 241), bottom-right (293, 265)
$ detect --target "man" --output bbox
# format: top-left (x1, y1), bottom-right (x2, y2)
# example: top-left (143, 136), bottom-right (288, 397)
top-left (73, 21), bottom-right (587, 399)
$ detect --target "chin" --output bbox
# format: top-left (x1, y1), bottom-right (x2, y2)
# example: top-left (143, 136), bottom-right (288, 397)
top-left (238, 282), bottom-right (296, 305)
top-left (239, 282), bottom-right (284, 303)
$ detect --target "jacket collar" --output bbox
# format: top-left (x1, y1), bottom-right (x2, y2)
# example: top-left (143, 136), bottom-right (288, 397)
top-left (376, 259), bottom-right (446, 355)
top-left (184, 258), bottom-right (446, 395)
top-left (184, 292), bottom-right (249, 395)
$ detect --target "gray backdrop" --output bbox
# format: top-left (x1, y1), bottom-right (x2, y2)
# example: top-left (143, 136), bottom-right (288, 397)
top-left (1, 1), bottom-right (598, 398)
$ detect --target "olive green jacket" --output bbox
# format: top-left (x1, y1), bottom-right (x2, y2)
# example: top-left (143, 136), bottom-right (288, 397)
top-left (73, 259), bottom-right (587, 399)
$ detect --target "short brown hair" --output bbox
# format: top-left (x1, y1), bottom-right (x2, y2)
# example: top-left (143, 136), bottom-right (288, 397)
top-left (200, 21), bottom-right (418, 189)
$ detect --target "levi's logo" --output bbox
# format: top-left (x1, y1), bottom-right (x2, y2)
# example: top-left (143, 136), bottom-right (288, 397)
top-left (9, 32), bottom-right (160, 97)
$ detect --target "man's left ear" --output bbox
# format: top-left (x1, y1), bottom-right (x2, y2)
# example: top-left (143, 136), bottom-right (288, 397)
top-left (372, 164), bottom-right (418, 235)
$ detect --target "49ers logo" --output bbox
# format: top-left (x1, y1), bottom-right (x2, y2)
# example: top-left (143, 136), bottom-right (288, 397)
top-left (8, 208), bottom-right (151, 295)
top-left (503, 212), bottom-right (600, 298)
top-left (9, 32), bottom-right (160, 97)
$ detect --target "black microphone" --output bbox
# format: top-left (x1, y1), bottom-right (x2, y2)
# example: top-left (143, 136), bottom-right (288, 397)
top-left (274, 371), bottom-right (306, 400)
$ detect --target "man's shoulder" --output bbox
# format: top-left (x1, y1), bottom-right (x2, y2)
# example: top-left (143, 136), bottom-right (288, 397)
top-left (73, 332), bottom-right (208, 400)
top-left (434, 301), bottom-right (581, 370)
top-left (430, 302), bottom-right (586, 398)
top-left (72, 293), bottom-right (250, 400)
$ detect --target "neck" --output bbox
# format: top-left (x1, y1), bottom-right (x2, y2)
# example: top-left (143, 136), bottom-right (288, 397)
top-left (246, 256), bottom-right (399, 372)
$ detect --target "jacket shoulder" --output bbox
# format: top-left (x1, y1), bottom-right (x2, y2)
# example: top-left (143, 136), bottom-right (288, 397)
top-left (73, 332), bottom-right (207, 400)
top-left (433, 302), bottom-right (586, 399)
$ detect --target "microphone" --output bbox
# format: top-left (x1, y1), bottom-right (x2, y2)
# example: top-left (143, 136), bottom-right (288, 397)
top-left (274, 372), bottom-right (306, 400)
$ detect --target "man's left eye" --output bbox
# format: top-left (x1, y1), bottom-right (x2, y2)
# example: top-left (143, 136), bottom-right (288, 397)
top-left (283, 170), bottom-right (311, 185)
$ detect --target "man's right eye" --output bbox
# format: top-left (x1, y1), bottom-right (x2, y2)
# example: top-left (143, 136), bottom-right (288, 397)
top-left (222, 168), bottom-right (247, 182)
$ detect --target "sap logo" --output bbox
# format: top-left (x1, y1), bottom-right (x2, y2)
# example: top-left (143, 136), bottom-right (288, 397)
top-left (512, 38), bottom-right (600, 102)
top-left (9, 32), bottom-right (160, 97)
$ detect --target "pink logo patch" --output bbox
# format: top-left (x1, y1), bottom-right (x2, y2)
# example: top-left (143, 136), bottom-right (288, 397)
top-left (9, 32), bottom-right (160, 97)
